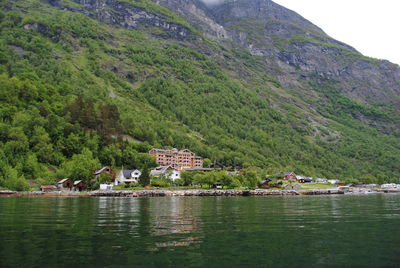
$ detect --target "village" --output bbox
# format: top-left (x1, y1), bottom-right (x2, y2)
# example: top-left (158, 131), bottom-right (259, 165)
top-left (34, 147), bottom-right (400, 194)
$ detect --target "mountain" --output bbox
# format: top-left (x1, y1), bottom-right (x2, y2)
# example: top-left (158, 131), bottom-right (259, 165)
top-left (156, 0), bottom-right (400, 116)
top-left (0, 0), bottom-right (399, 189)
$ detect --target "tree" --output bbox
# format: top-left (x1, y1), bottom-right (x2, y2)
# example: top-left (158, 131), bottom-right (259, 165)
top-left (31, 126), bottom-right (54, 163)
top-left (99, 173), bottom-right (113, 184)
top-left (139, 165), bottom-right (151, 187)
top-left (229, 177), bottom-right (241, 189)
top-left (2, 166), bottom-right (30, 191)
top-left (359, 174), bottom-right (378, 184)
top-left (203, 158), bottom-right (212, 168)
top-left (60, 148), bottom-right (101, 185)
top-left (244, 172), bottom-right (260, 189)
top-left (181, 171), bottom-right (199, 186)
top-left (220, 172), bottom-right (233, 188)
top-left (22, 153), bottom-right (45, 180)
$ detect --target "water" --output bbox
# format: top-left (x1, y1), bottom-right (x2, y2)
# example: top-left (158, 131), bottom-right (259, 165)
top-left (1, 195), bottom-right (400, 267)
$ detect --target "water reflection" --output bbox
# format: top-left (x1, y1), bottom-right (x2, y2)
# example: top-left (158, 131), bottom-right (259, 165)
top-left (88, 197), bottom-right (203, 250)
top-left (148, 197), bottom-right (202, 249)
top-left (1, 195), bottom-right (400, 267)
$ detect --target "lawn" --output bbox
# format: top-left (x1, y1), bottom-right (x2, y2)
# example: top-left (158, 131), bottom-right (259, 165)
top-left (300, 184), bottom-right (336, 190)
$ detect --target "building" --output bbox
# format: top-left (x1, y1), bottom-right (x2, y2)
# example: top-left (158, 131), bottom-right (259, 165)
top-left (149, 148), bottom-right (203, 170)
top-left (210, 163), bottom-right (243, 171)
top-left (100, 184), bottom-right (114, 190)
top-left (184, 168), bottom-right (212, 172)
top-left (57, 178), bottom-right (73, 191)
top-left (115, 170), bottom-right (142, 185)
top-left (328, 179), bottom-right (342, 185)
top-left (283, 172), bottom-right (298, 181)
top-left (298, 176), bottom-right (313, 183)
top-left (315, 178), bottom-right (328, 184)
top-left (73, 180), bottom-right (87, 192)
top-left (40, 185), bottom-right (57, 192)
top-left (150, 166), bottom-right (181, 182)
top-left (94, 166), bottom-right (115, 180)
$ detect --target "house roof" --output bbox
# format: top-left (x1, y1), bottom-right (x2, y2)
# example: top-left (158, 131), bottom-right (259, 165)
top-left (94, 166), bottom-right (111, 175)
top-left (120, 170), bottom-right (134, 179)
top-left (150, 166), bottom-right (175, 176)
top-left (185, 168), bottom-right (212, 172)
top-left (210, 163), bottom-right (243, 169)
top-left (150, 148), bottom-right (195, 155)
top-left (41, 185), bottom-right (57, 189)
top-left (57, 178), bottom-right (70, 184)
top-left (74, 180), bottom-right (83, 185)
top-left (284, 172), bottom-right (296, 176)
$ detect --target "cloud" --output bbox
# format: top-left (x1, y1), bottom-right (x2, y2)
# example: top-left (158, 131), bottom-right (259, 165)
top-left (199, 0), bottom-right (225, 6)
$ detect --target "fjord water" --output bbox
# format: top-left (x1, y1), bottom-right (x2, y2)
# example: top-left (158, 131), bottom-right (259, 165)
top-left (1, 195), bottom-right (400, 267)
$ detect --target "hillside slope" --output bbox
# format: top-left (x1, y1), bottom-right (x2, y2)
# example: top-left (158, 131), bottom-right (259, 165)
top-left (0, 0), bottom-right (399, 189)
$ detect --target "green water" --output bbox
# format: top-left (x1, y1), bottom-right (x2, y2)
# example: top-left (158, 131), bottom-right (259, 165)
top-left (1, 195), bottom-right (400, 267)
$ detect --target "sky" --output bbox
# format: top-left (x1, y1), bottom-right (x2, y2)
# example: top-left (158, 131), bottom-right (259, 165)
top-left (272, 0), bottom-right (400, 65)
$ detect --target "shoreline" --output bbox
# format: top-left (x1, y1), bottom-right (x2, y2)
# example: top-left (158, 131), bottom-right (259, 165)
top-left (2, 188), bottom-right (400, 197)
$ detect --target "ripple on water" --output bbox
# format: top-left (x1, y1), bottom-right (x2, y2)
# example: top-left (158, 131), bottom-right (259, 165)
top-left (1, 195), bottom-right (400, 267)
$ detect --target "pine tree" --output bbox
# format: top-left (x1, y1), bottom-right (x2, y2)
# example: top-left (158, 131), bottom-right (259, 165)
top-left (139, 165), bottom-right (150, 187)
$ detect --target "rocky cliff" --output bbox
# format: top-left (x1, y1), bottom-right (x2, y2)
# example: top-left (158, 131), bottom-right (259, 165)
top-left (51, 0), bottom-right (192, 39)
top-left (153, 0), bottom-right (400, 117)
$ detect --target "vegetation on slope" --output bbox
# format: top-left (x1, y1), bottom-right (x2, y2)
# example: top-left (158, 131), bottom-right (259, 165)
top-left (0, 0), bottom-right (399, 190)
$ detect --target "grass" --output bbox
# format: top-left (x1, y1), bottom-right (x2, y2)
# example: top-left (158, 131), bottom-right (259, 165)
top-left (300, 184), bottom-right (335, 189)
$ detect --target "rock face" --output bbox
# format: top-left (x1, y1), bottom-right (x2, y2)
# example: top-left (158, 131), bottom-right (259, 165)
top-left (153, 0), bottom-right (400, 116)
top-left (51, 0), bottom-right (191, 40)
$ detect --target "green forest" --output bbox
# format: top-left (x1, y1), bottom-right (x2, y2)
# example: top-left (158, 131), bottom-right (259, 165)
top-left (0, 0), bottom-right (399, 190)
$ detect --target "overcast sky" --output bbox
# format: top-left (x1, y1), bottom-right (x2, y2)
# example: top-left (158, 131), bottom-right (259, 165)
top-left (273, 0), bottom-right (400, 65)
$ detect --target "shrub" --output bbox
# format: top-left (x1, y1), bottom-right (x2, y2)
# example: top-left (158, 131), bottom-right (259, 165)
top-left (151, 178), bottom-right (171, 187)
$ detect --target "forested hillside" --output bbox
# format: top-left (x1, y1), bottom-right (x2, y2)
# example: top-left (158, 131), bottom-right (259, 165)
top-left (0, 0), bottom-right (399, 190)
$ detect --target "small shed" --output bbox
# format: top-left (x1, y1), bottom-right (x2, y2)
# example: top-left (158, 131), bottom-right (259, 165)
top-left (283, 172), bottom-right (298, 181)
top-left (259, 178), bottom-right (283, 189)
top-left (73, 180), bottom-right (87, 192)
top-left (259, 178), bottom-right (273, 189)
top-left (57, 178), bottom-right (73, 190)
top-left (94, 166), bottom-right (115, 180)
top-left (40, 185), bottom-right (57, 192)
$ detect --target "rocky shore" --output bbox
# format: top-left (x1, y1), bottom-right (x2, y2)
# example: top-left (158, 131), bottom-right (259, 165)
top-left (0, 190), bottom-right (17, 195)
top-left (3, 188), bottom-right (400, 198)
top-left (1, 188), bottom-right (345, 197)
top-left (90, 188), bottom-right (349, 197)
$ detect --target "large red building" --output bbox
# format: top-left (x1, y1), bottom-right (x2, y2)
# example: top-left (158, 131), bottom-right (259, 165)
top-left (149, 148), bottom-right (203, 170)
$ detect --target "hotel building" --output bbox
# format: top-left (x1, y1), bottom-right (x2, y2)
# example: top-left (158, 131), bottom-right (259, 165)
top-left (149, 148), bottom-right (203, 170)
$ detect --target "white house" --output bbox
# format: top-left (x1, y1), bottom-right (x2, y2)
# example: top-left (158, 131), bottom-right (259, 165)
top-left (315, 178), bottom-right (328, 184)
top-left (150, 166), bottom-right (181, 182)
top-left (115, 169), bottom-right (142, 185)
top-left (328, 179), bottom-right (340, 185)
top-left (381, 183), bottom-right (400, 189)
top-left (100, 184), bottom-right (114, 190)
